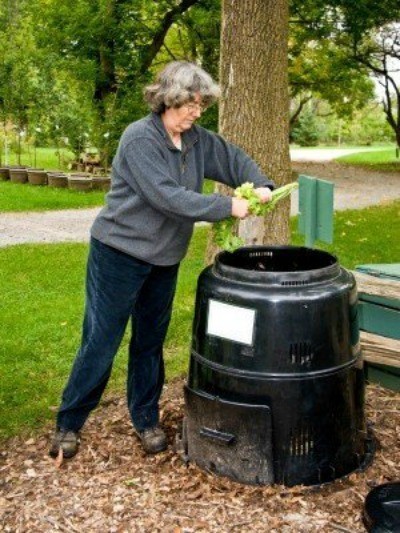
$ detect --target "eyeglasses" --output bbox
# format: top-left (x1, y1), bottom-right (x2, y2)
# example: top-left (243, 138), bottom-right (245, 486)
top-left (182, 102), bottom-right (206, 113)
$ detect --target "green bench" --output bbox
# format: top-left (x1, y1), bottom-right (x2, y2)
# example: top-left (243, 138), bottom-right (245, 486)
top-left (354, 264), bottom-right (400, 391)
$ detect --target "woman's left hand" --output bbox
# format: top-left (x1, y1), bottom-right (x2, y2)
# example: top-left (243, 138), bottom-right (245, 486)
top-left (255, 187), bottom-right (272, 203)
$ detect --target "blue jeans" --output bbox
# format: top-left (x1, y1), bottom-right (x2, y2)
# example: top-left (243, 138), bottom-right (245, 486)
top-left (57, 237), bottom-right (179, 432)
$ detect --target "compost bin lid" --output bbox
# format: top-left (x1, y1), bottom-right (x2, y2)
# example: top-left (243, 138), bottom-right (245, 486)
top-left (356, 264), bottom-right (400, 281)
top-left (363, 482), bottom-right (400, 532)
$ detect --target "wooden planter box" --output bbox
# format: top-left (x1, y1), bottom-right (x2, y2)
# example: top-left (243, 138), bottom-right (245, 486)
top-left (0, 167), bottom-right (10, 181)
top-left (48, 173), bottom-right (68, 188)
top-left (10, 168), bottom-right (29, 184)
top-left (28, 170), bottom-right (48, 186)
top-left (92, 176), bottom-right (111, 192)
top-left (68, 176), bottom-right (92, 192)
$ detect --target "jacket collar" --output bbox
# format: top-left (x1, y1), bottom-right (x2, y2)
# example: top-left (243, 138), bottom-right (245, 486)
top-left (150, 112), bottom-right (199, 150)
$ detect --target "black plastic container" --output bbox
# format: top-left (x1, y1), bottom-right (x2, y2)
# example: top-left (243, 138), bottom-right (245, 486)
top-left (181, 246), bottom-right (372, 486)
top-left (364, 482), bottom-right (400, 532)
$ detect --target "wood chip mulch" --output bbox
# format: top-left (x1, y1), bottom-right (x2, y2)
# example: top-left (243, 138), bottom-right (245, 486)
top-left (1, 380), bottom-right (399, 533)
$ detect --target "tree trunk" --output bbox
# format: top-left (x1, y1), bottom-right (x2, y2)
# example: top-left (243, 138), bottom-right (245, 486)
top-left (206, 0), bottom-right (291, 264)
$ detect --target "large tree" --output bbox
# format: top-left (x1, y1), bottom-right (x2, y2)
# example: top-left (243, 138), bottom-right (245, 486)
top-left (206, 0), bottom-right (292, 261)
top-left (30, 0), bottom-right (201, 161)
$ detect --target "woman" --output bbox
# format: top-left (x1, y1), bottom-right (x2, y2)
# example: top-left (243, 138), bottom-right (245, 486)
top-left (50, 61), bottom-right (275, 459)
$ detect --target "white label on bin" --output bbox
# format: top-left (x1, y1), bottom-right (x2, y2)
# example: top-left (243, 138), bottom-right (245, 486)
top-left (207, 299), bottom-right (255, 345)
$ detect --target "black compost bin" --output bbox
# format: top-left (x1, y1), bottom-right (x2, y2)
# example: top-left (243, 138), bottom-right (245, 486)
top-left (180, 246), bottom-right (372, 486)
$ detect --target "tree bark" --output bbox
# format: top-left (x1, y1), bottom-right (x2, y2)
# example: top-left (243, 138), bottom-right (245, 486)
top-left (206, 0), bottom-right (291, 263)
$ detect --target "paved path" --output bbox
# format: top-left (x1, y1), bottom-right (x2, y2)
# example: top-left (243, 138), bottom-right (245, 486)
top-left (0, 207), bottom-right (102, 247)
top-left (291, 161), bottom-right (400, 212)
top-left (290, 147), bottom-right (385, 162)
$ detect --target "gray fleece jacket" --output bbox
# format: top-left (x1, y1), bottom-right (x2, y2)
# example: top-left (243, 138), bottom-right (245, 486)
top-left (91, 112), bottom-right (275, 265)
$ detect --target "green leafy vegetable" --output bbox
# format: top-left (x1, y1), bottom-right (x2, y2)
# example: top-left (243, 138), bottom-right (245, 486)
top-left (213, 181), bottom-right (299, 252)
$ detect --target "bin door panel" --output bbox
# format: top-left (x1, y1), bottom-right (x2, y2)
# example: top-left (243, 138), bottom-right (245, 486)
top-left (184, 386), bottom-right (274, 485)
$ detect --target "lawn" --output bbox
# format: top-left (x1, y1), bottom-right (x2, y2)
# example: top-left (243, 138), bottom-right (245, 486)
top-left (291, 200), bottom-right (400, 265)
top-left (3, 146), bottom-right (74, 172)
top-left (336, 148), bottom-right (400, 172)
top-left (0, 179), bottom-right (214, 212)
top-left (0, 229), bottom-right (208, 440)
top-left (0, 180), bottom-right (106, 212)
top-left (1, 200), bottom-right (399, 440)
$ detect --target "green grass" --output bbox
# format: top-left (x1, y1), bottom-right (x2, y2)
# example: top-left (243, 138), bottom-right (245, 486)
top-left (336, 148), bottom-right (400, 172)
top-left (3, 147), bottom-right (75, 172)
top-left (0, 179), bottom-right (213, 213)
top-left (291, 200), bottom-right (400, 267)
top-left (0, 180), bottom-right (106, 212)
top-left (1, 201), bottom-right (399, 441)
top-left (0, 228), bottom-right (209, 440)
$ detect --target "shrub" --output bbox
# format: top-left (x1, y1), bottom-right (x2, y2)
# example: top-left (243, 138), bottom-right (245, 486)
top-left (292, 110), bottom-right (320, 146)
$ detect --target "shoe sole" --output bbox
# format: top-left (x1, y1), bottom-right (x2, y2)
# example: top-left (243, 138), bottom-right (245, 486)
top-left (49, 446), bottom-right (79, 459)
top-left (142, 441), bottom-right (168, 454)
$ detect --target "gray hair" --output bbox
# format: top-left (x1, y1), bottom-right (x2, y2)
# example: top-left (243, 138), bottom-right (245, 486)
top-left (144, 61), bottom-right (220, 113)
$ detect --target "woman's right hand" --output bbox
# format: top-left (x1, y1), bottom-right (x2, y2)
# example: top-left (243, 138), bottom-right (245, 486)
top-left (231, 198), bottom-right (249, 219)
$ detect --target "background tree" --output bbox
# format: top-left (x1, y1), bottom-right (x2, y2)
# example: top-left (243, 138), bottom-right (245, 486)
top-left (206, 0), bottom-right (292, 261)
top-left (31, 0), bottom-right (201, 162)
top-left (288, 35), bottom-right (375, 133)
top-left (328, 1), bottom-right (400, 150)
top-left (0, 1), bottom-right (45, 164)
top-left (290, 0), bottom-right (400, 148)
top-left (291, 108), bottom-right (320, 146)
top-left (161, 0), bottom-right (221, 131)
top-left (296, 100), bottom-right (395, 146)
top-left (351, 24), bottom-right (400, 150)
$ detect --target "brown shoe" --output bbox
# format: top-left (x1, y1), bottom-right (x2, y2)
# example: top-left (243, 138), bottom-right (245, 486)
top-left (136, 426), bottom-right (167, 454)
top-left (49, 428), bottom-right (80, 459)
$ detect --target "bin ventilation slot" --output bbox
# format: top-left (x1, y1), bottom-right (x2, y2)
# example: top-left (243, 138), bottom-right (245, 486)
top-left (290, 342), bottom-right (314, 364)
top-left (249, 251), bottom-right (274, 258)
top-left (290, 425), bottom-right (314, 457)
top-left (281, 280), bottom-right (309, 286)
